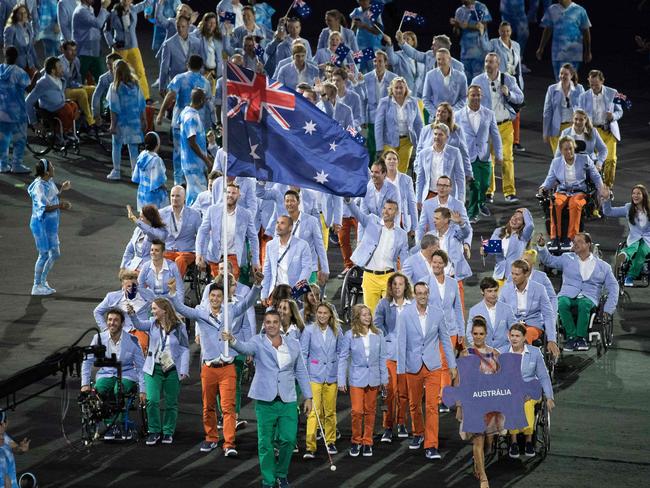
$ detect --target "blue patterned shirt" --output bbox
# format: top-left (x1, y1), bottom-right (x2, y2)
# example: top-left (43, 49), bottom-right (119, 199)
top-left (179, 106), bottom-right (206, 174)
top-left (0, 64), bottom-right (30, 123)
top-left (454, 1), bottom-right (492, 60)
top-left (108, 81), bottom-right (146, 144)
top-left (540, 1), bottom-right (591, 62)
top-left (167, 71), bottom-right (212, 129)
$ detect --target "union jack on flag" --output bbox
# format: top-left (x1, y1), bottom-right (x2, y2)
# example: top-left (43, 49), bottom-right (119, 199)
top-left (403, 10), bottom-right (426, 26)
top-left (227, 62), bottom-right (296, 130)
top-left (614, 92), bottom-right (632, 110)
top-left (346, 126), bottom-right (366, 145)
top-left (293, 0), bottom-right (311, 18)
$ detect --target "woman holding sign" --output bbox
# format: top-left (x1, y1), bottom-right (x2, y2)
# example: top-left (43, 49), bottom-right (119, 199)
top-left (456, 316), bottom-right (504, 488)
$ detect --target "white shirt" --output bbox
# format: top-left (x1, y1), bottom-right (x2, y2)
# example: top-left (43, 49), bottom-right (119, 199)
top-left (435, 227), bottom-right (454, 276)
top-left (149, 259), bottom-right (170, 295)
top-left (489, 73), bottom-right (511, 122)
top-left (205, 40), bottom-right (216, 69)
top-left (485, 302), bottom-right (497, 328)
top-left (515, 283), bottom-right (529, 315)
top-left (468, 107), bottom-right (481, 134)
top-left (122, 12), bottom-right (131, 30)
top-left (637, 210), bottom-right (648, 228)
top-left (393, 99), bottom-right (409, 136)
top-left (361, 331), bottom-right (375, 358)
top-left (118, 292), bottom-right (146, 316)
top-left (428, 147), bottom-right (445, 192)
top-left (267, 335), bottom-right (292, 369)
top-left (296, 64), bottom-right (307, 84)
top-left (390, 298), bottom-right (411, 314)
top-left (108, 334), bottom-right (122, 359)
top-left (276, 237), bottom-right (292, 285)
top-left (500, 39), bottom-right (517, 76)
top-left (435, 277), bottom-right (446, 302)
top-left (169, 208), bottom-right (184, 240)
top-left (502, 234), bottom-right (512, 257)
top-left (226, 209), bottom-right (236, 255)
top-left (290, 212), bottom-right (302, 237)
top-left (578, 253), bottom-right (597, 281)
top-left (560, 84), bottom-right (575, 122)
top-left (179, 36), bottom-right (189, 56)
top-left (232, 2), bottom-right (244, 28)
top-left (417, 307), bottom-right (428, 336)
top-left (320, 326), bottom-right (328, 341)
top-left (564, 160), bottom-right (577, 185)
top-left (420, 252), bottom-right (433, 276)
top-left (366, 224), bottom-right (395, 271)
top-left (591, 90), bottom-right (606, 126)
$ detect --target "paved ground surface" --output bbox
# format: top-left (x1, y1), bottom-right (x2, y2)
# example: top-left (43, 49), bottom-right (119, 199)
top-left (1, 24), bottom-right (650, 488)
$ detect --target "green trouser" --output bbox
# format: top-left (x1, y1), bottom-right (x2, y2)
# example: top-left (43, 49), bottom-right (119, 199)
top-left (558, 296), bottom-right (594, 339)
top-left (468, 158), bottom-right (492, 218)
top-left (366, 123), bottom-right (376, 165)
top-left (94, 377), bottom-right (137, 424)
top-left (309, 271), bottom-right (318, 284)
top-left (79, 55), bottom-right (104, 85)
top-left (423, 107), bottom-right (430, 125)
top-left (622, 240), bottom-right (650, 279)
top-left (145, 364), bottom-right (181, 435)
top-left (256, 399), bottom-right (298, 486)
top-left (218, 355), bottom-right (245, 415)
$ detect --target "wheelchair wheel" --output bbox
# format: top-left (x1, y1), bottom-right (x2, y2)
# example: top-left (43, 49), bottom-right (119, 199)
top-left (602, 312), bottom-right (614, 350)
top-left (340, 265), bottom-right (363, 324)
top-left (26, 124), bottom-right (55, 156)
top-left (138, 401), bottom-right (148, 438)
top-left (534, 400), bottom-right (551, 458)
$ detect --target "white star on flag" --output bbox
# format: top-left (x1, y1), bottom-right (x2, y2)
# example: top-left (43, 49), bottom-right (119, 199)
top-left (249, 142), bottom-right (261, 160)
top-left (303, 120), bottom-right (317, 135)
top-left (329, 141), bottom-right (337, 151)
top-left (314, 170), bottom-right (329, 184)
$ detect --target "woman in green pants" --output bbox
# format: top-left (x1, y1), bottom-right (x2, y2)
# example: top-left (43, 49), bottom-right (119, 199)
top-left (129, 297), bottom-right (189, 446)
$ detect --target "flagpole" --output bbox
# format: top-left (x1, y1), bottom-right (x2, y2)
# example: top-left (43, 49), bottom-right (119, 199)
top-left (396, 13), bottom-right (406, 33)
top-left (222, 58), bottom-right (230, 357)
top-left (281, 0), bottom-right (296, 23)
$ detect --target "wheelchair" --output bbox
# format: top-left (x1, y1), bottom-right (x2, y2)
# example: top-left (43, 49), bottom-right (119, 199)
top-left (614, 241), bottom-right (650, 303)
top-left (557, 295), bottom-right (613, 356)
top-left (492, 394), bottom-right (552, 461)
top-left (78, 385), bottom-right (147, 446)
top-left (182, 261), bottom-right (211, 339)
top-left (339, 265), bottom-right (364, 324)
top-left (26, 103), bottom-right (81, 157)
top-left (530, 328), bottom-right (557, 384)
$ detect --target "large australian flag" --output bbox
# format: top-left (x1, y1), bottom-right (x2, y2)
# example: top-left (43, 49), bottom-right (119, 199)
top-left (225, 62), bottom-right (369, 197)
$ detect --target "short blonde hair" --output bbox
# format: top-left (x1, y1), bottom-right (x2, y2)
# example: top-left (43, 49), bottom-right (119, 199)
top-left (388, 77), bottom-right (410, 98)
top-left (558, 135), bottom-right (576, 150)
top-left (432, 122), bottom-right (450, 137)
top-left (292, 44), bottom-right (307, 56)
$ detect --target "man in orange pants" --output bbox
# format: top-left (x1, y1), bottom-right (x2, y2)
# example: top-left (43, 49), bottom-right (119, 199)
top-left (160, 186), bottom-right (202, 278)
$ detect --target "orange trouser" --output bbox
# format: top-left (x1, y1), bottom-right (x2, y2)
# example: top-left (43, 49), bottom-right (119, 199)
top-left (208, 254), bottom-right (240, 281)
top-left (406, 366), bottom-right (442, 449)
top-left (163, 251), bottom-right (195, 277)
top-left (439, 334), bottom-right (459, 403)
top-left (525, 326), bottom-right (544, 344)
top-left (201, 363), bottom-right (237, 448)
top-left (458, 280), bottom-right (465, 316)
top-left (258, 227), bottom-right (273, 267)
top-left (56, 100), bottom-right (80, 132)
top-left (129, 329), bottom-right (149, 355)
top-left (337, 217), bottom-right (357, 269)
top-left (350, 385), bottom-right (379, 445)
top-left (550, 192), bottom-right (586, 240)
top-left (513, 112), bottom-right (521, 144)
top-left (383, 360), bottom-right (409, 429)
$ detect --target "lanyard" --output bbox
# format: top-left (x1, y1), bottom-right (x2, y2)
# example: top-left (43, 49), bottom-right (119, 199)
top-left (171, 211), bottom-right (179, 233)
top-left (277, 242), bottom-right (291, 265)
top-left (159, 327), bottom-right (169, 352)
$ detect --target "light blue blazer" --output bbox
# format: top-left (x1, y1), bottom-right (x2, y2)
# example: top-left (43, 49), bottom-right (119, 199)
top-left (266, 36), bottom-right (313, 70)
top-left (81, 330), bottom-right (145, 392)
top-left (471, 71), bottom-right (524, 121)
top-left (360, 180), bottom-right (399, 220)
top-left (414, 144), bottom-right (465, 203)
top-left (211, 175), bottom-right (258, 222)
top-left (231, 334), bottom-right (313, 402)
top-left (338, 330), bottom-right (388, 388)
top-left (480, 37), bottom-right (524, 89)
top-left (137, 258), bottom-right (184, 297)
top-left (317, 99), bottom-right (354, 131)
top-left (416, 195), bottom-right (472, 245)
top-left (316, 191), bottom-right (343, 227)
top-left (196, 204), bottom-right (259, 266)
top-left (396, 303), bottom-right (456, 374)
top-left (390, 172), bottom-right (418, 234)
top-left (261, 235), bottom-right (312, 300)
top-left (466, 300), bottom-right (516, 350)
top-left (93, 288), bottom-right (156, 332)
top-left (537, 247), bottom-right (619, 314)
top-left (497, 346), bottom-right (554, 399)
top-left (25, 75), bottom-right (66, 123)
top-left (158, 33), bottom-right (193, 89)
top-left (58, 0), bottom-right (78, 42)
top-left (58, 55), bottom-right (83, 88)
top-left (120, 221), bottom-right (169, 270)
top-left (385, 45), bottom-right (426, 97)
top-left (199, 283), bottom-right (257, 342)
top-left (541, 154), bottom-right (603, 195)
top-left (542, 81), bottom-right (584, 138)
top-left (603, 200), bottom-right (650, 247)
top-left (374, 298), bottom-right (411, 361)
top-left (417, 124), bottom-right (472, 179)
top-left (159, 205), bottom-right (202, 253)
top-left (454, 105), bottom-right (503, 162)
top-left (3, 23), bottom-right (38, 69)
top-left (72, 5), bottom-right (110, 57)
top-left (425, 275), bottom-right (465, 337)
top-left (317, 27), bottom-right (358, 52)
top-left (360, 69), bottom-right (397, 122)
top-left (231, 23), bottom-right (270, 49)
top-left (347, 202), bottom-right (409, 270)
top-left (313, 47), bottom-right (354, 72)
top-left (104, 0), bottom-right (152, 49)
top-left (499, 279), bottom-right (556, 341)
top-left (276, 62), bottom-right (319, 91)
top-left (529, 269), bottom-right (558, 318)
top-left (422, 67), bottom-right (468, 114)
top-left (577, 86), bottom-right (624, 141)
top-left (188, 32), bottom-right (232, 78)
top-left (339, 89), bottom-right (364, 127)
top-left (402, 252), bottom-right (431, 285)
top-left (556, 126), bottom-right (608, 166)
top-left (300, 324), bottom-right (343, 384)
top-left (92, 71), bottom-right (112, 119)
top-left (398, 42), bottom-right (465, 75)
top-left (374, 95), bottom-right (423, 149)
top-left (131, 317), bottom-right (190, 379)
top-left (489, 207), bottom-right (534, 280)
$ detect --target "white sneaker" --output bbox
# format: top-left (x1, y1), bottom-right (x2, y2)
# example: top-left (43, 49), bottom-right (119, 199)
top-left (42, 282), bottom-right (56, 293)
top-left (106, 169), bottom-right (121, 180)
top-left (11, 163), bottom-right (31, 174)
top-left (31, 284), bottom-right (53, 296)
